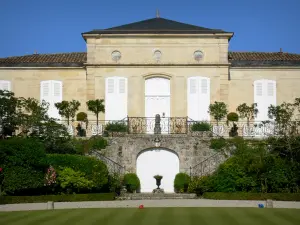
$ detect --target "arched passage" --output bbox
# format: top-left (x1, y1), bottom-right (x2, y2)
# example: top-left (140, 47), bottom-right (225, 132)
top-left (136, 148), bottom-right (179, 193)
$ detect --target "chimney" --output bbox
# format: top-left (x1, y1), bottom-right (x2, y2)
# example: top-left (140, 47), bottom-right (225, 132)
top-left (280, 48), bottom-right (283, 53)
top-left (34, 50), bottom-right (38, 54)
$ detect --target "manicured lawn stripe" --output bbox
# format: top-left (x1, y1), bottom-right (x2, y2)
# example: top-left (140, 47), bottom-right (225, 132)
top-left (0, 208), bottom-right (299, 225)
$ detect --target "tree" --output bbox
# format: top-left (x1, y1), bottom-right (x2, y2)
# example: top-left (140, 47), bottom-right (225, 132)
top-left (0, 90), bottom-right (22, 138)
top-left (18, 97), bottom-right (50, 136)
top-left (208, 101), bottom-right (228, 125)
top-left (86, 99), bottom-right (105, 126)
top-left (236, 103), bottom-right (258, 126)
top-left (55, 100), bottom-right (81, 125)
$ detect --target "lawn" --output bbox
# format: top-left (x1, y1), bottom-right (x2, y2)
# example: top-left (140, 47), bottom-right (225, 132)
top-left (0, 208), bottom-right (299, 225)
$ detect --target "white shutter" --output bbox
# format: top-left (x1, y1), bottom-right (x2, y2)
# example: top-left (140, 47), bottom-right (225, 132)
top-left (187, 77), bottom-right (199, 120)
top-left (107, 79), bottom-right (114, 93)
top-left (254, 80), bottom-right (265, 121)
top-left (187, 77), bottom-right (210, 121)
top-left (40, 81), bottom-right (51, 104)
top-left (40, 80), bottom-right (62, 120)
top-left (105, 77), bottom-right (127, 121)
top-left (117, 78), bottom-right (127, 119)
top-left (199, 77), bottom-right (210, 121)
top-left (0, 80), bottom-right (11, 91)
top-left (254, 80), bottom-right (276, 122)
top-left (266, 80), bottom-right (276, 121)
top-left (119, 78), bottom-right (126, 94)
top-left (52, 81), bottom-right (62, 120)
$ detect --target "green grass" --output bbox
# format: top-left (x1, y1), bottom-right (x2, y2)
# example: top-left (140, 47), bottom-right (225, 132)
top-left (0, 208), bottom-right (299, 225)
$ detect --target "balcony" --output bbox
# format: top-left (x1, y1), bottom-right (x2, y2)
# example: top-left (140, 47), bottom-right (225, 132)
top-left (55, 117), bottom-right (296, 138)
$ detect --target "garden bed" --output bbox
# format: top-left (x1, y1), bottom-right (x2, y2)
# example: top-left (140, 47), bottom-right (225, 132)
top-left (0, 193), bottom-right (115, 204)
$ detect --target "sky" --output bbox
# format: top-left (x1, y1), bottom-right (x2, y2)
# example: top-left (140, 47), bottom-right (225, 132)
top-left (0, 0), bottom-right (300, 57)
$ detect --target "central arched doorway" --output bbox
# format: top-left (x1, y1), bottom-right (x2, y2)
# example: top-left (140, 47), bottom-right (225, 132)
top-left (136, 148), bottom-right (179, 193)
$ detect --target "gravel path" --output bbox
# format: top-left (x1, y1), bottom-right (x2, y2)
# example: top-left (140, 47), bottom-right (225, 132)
top-left (1, 199), bottom-right (300, 211)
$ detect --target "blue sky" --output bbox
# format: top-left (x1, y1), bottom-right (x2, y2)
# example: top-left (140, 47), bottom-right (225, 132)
top-left (0, 0), bottom-right (299, 57)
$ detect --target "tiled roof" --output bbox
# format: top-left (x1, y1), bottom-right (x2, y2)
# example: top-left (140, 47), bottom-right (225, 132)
top-left (0, 51), bottom-right (300, 67)
top-left (229, 52), bottom-right (300, 61)
top-left (82, 17), bottom-right (231, 35)
top-left (0, 52), bottom-right (86, 67)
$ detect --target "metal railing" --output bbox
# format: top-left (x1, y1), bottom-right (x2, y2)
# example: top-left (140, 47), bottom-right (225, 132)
top-left (89, 150), bottom-right (125, 176)
top-left (9, 117), bottom-right (300, 137)
top-left (190, 152), bottom-right (228, 177)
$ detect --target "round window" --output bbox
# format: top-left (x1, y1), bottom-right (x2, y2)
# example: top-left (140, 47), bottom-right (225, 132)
top-left (111, 51), bottom-right (121, 62)
top-left (194, 50), bottom-right (204, 62)
top-left (153, 50), bottom-right (162, 62)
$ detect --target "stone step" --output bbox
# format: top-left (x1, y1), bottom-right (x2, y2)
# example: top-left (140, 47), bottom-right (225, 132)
top-left (116, 193), bottom-right (197, 200)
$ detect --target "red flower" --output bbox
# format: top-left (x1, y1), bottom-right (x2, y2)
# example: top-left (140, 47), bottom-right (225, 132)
top-left (0, 168), bottom-right (2, 172)
top-left (139, 205), bottom-right (144, 209)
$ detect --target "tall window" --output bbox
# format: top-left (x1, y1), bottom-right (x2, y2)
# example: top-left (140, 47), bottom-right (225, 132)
top-left (187, 76), bottom-right (210, 121)
top-left (40, 80), bottom-right (63, 120)
top-left (254, 79), bottom-right (276, 121)
top-left (105, 77), bottom-right (127, 121)
top-left (0, 80), bottom-right (11, 91)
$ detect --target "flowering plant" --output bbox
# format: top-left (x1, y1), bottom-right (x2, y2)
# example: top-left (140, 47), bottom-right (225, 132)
top-left (44, 166), bottom-right (56, 186)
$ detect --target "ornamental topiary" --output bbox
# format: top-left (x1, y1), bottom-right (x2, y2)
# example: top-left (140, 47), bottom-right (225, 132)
top-left (76, 112), bottom-right (88, 122)
top-left (227, 112), bottom-right (239, 137)
top-left (174, 173), bottom-right (190, 193)
top-left (123, 173), bottom-right (140, 193)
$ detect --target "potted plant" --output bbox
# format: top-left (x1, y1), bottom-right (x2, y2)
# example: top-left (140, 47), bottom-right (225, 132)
top-left (76, 112), bottom-right (88, 137)
top-left (236, 103), bottom-right (258, 136)
top-left (208, 101), bottom-right (228, 136)
top-left (227, 112), bottom-right (239, 137)
top-left (154, 175), bottom-right (163, 189)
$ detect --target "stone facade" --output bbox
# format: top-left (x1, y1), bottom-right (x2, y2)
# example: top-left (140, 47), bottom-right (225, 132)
top-left (101, 133), bottom-right (216, 174)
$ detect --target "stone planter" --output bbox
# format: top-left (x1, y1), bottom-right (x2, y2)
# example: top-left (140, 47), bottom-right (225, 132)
top-left (154, 175), bottom-right (163, 189)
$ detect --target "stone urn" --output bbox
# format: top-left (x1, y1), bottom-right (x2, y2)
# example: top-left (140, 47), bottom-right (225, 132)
top-left (154, 175), bottom-right (163, 189)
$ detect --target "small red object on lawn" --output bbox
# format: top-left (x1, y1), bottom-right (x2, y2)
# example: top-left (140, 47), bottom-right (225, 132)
top-left (139, 204), bottom-right (144, 209)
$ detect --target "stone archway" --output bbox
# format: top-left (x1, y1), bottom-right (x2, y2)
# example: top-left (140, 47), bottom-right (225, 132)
top-left (136, 148), bottom-right (179, 193)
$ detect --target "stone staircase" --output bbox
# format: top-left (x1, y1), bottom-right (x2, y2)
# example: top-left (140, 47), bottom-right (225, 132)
top-left (116, 193), bottom-right (197, 200)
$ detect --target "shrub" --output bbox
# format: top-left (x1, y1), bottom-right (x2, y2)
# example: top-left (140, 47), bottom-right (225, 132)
top-left (0, 138), bottom-right (48, 195)
top-left (123, 173), bottom-right (140, 193)
top-left (88, 136), bottom-right (108, 151)
top-left (191, 122), bottom-right (211, 131)
top-left (188, 176), bottom-right (211, 195)
top-left (57, 167), bottom-right (95, 194)
top-left (0, 193), bottom-right (115, 204)
top-left (105, 122), bottom-right (128, 133)
top-left (46, 154), bottom-right (108, 191)
top-left (210, 138), bottom-right (227, 150)
top-left (174, 173), bottom-right (190, 193)
top-left (202, 192), bottom-right (300, 201)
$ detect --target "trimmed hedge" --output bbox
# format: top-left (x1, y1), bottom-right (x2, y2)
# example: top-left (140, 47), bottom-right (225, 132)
top-left (0, 193), bottom-right (115, 204)
top-left (191, 122), bottom-right (211, 131)
top-left (174, 173), bottom-right (190, 193)
top-left (202, 192), bottom-right (300, 201)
